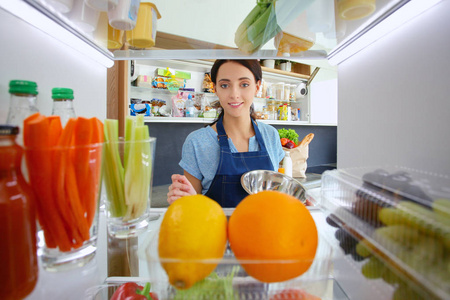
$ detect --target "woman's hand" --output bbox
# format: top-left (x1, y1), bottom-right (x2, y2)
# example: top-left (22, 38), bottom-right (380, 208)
top-left (167, 174), bottom-right (197, 204)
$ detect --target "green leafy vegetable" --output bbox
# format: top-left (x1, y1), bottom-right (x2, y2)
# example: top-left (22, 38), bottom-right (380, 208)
top-left (173, 267), bottom-right (239, 300)
top-left (278, 128), bottom-right (299, 144)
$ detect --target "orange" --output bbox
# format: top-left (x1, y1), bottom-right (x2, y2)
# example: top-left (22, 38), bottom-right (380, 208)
top-left (228, 191), bottom-right (318, 283)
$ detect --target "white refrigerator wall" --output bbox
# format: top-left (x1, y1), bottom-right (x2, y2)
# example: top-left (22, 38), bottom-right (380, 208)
top-left (0, 8), bottom-right (107, 123)
top-left (337, 1), bottom-right (450, 175)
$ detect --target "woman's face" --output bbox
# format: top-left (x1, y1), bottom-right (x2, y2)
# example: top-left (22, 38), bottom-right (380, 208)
top-left (214, 61), bottom-right (260, 119)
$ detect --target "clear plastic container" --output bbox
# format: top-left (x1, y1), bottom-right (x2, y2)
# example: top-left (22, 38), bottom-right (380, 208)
top-left (126, 2), bottom-right (161, 49)
top-left (107, 0), bottom-right (140, 30)
top-left (139, 221), bottom-right (335, 300)
top-left (320, 166), bottom-right (450, 300)
top-left (85, 276), bottom-right (349, 300)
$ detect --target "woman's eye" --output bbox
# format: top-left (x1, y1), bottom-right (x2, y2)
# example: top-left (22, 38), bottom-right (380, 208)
top-left (220, 84), bottom-right (229, 89)
top-left (241, 82), bottom-right (250, 88)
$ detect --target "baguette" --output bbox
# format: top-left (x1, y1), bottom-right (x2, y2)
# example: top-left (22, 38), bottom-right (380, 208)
top-left (299, 133), bottom-right (314, 146)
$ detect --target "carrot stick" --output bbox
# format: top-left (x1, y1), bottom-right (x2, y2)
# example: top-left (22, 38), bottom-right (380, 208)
top-left (23, 114), bottom-right (72, 251)
top-left (23, 113), bottom-right (57, 248)
top-left (72, 117), bottom-right (92, 218)
top-left (85, 117), bottom-right (104, 227)
top-left (65, 161), bottom-right (90, 242)
top-left (48, 116), bottom-right (62, 147)
top-left (52, 118), bottom-right (83, 246)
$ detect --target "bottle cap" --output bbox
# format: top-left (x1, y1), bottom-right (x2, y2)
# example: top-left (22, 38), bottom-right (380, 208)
top-left (0, 125), bottom-right (19, 136)
top-left (9, 80), bottom-right (38, 95)
top-left (52, 88), bottom-right (74, 100)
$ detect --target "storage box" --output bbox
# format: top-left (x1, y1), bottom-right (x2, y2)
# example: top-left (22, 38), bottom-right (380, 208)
top-left (320, 166), bottom-right (450, 300)
top-left (137, 220), bottom-right (335, 299)
top-left (136, 75), bottom-right (153, 88)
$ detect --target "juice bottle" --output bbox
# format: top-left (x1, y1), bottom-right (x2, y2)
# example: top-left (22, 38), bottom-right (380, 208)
top-left (6, 80), bottom-right (39, 146)
top-left (0, 125), bottom-right (38, 299)
top-left (51, 87), bottom-right (76, 126)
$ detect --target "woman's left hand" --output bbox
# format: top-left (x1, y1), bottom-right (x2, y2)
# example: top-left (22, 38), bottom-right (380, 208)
top-left (167, 174), bottom-right (197, 204)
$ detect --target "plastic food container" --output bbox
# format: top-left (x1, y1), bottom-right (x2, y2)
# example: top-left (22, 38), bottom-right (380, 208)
top-left (138, 219), bottom-right (335, 299)
top-left (320, 166), bottom-right (450, 300)
top-left (337, 0), bottom-right (376, 21)
top-left (67, 0), bottom-right (100, 33)
top-left (108, 0), bottom-right (140, 30)
top-left (274, 31), bottom-right (314, 55)
top-left (126, 2), bottom-right (161, 49)
top-left (43, 0), bottom-right (74, 13)
top-left (85, 276), bottom-right (348, 299)
top-left (94, 12), bottom-right (124, 49)
top-left (85, 0), bottom-right (118, 12)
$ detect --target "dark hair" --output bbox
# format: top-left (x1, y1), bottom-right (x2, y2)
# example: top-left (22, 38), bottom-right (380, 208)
top-left (208, 60), bottom-right (262, 126)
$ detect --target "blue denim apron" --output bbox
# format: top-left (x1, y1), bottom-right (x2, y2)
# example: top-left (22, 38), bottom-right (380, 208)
top-left (204, 117), bottom-right (274, 207)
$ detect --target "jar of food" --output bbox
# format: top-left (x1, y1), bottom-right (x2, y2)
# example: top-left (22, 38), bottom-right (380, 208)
top-left (0, 125), bottom-right (38, 299)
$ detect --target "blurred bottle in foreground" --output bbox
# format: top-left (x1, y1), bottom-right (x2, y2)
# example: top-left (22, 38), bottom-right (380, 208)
top-left (51, 87), bottom-right (76, 126)
top-left (6, 80), bottom-right (39, 145)
top-left (0, 125), bottom-right (38, 300)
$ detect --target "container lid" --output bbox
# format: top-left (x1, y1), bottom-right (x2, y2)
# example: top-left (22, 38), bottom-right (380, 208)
top-left (338, 0), bottom-right (376, 20)
top-left (0, 125), bottom-right (19, 136)
top-left (140, 1), bottom-right (161, 19)
top-left (52, 88), bottom-right (74, 100)
top-left (9, 80), bottom-right (38, 95)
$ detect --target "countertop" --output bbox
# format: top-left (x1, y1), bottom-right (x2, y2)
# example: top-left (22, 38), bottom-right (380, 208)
top-left (150, 172), bottom-right (323, 208)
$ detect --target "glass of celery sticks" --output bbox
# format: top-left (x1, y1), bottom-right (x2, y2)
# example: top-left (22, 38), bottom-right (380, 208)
top-left (103, 116), bottom-right (156, 238)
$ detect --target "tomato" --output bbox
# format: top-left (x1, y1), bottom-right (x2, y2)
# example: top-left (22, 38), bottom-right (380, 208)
top-left (270, 288), bottom-right (321, 300)
top-left (280, 138), bottom-right (290, 146)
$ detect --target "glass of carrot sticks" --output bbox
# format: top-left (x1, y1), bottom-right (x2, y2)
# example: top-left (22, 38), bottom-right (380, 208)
top-left (102, 116), bottom-right (156, 238)
top-left (23, 113), bottom-right (104, 271)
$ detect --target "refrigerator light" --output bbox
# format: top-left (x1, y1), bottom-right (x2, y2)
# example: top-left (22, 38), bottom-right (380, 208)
top-left (328, 0), bottom-right (442, 65)
top-left (0, 0), bottom-right (114, 68)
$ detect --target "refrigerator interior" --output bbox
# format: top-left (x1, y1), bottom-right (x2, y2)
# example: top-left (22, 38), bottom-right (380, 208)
top-left (1, 1), bottom-right (449, 299)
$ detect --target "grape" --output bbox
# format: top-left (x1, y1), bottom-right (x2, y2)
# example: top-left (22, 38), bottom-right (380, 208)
top-left (379, 202), bottom-right (450, 247)
top-left (325, 214), bottom-right (340, 228)
top-left (392, 283), bottom-right (432, 300)
top-left (361, 256), bottom-right (385, 279)
top-left (432, 198), bottom-right (450, 218)
top-left (355, 240), bottom-right (372, 258)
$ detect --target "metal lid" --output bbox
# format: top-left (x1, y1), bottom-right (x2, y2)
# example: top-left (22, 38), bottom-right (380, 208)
top-left (0, 125), bottom-right (19, 136)
top-left (9, 80), bottom-right (38, 95)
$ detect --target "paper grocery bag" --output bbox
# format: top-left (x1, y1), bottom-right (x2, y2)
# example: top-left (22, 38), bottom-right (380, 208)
top-left (284, 145), bottom-right (309, 178)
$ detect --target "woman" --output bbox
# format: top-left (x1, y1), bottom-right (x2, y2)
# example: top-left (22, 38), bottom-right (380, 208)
top-left (167, 59), bottom-right (284, 207)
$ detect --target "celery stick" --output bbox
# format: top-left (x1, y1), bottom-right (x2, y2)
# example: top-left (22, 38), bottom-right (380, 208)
top-left (123, 125), bottom-right (151, 221)
top-left (236, 2), bottom-right (280, 53)
top-left (103, 119), bottom-right (126, 217)
top-left (234, 3), bottom-right (267, 46)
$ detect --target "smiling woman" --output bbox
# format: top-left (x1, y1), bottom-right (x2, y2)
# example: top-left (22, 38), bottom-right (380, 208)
top-left (167, 59), bottom-right (285, 207)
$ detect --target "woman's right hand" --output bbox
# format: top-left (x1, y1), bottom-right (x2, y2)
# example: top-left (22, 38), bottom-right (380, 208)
top-left (167, 174), bottom-right (197, 204)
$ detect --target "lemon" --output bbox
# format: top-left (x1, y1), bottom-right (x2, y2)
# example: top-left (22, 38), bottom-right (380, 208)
top-left (158, 195), bottom-right (227, 289)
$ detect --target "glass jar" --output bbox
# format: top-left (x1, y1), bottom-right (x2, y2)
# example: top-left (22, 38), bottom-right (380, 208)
top-left (0, 125), bottom-right (38, 299)
top-left (51, 87), bottom-right (77, 126)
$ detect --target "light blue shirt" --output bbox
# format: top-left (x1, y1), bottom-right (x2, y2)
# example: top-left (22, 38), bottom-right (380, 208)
top-left (179, 121), bottom-right (285, 194)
